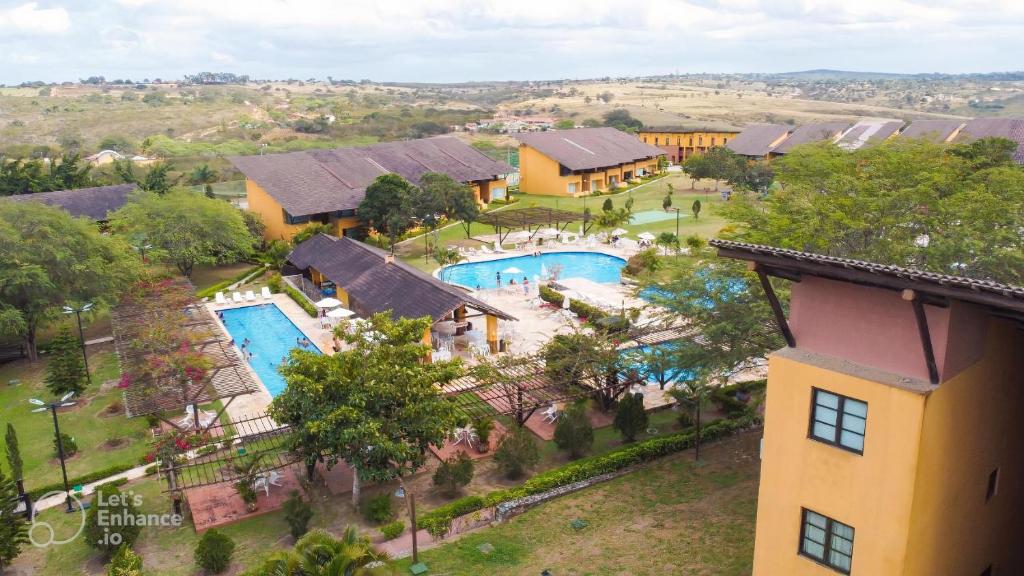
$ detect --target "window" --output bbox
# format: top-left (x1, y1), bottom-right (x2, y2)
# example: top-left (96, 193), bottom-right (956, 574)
top-left (698, 136), bottom-right (703, 146)
top-left (283, 209), bottom-right (310, 225)
top-left (986, 468), bottom-right (999, 502)
top-left (624, 170), bottom-right (633, 180)
top-left (654, 137), bottom-right (659, 145)
top-left (800, 509), bottom-right (854, 573)
top-left (809, 388), bottom-right (867, 454)
top-left (711, 137), bottom-right (717, 146)
top-left (643, 137), bottom-right (648, 143)
top-left (688, 137), bottom-right (694, 146)
top-left (567, 182), bottom-right (577, 194)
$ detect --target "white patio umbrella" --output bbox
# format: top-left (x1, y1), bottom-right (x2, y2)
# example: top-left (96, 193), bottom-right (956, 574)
top-left (326, 307), bottom-right (355, 319)
top-left (501, 266), bottom-right (524, 275)
top-left (315, 297), bottom-right (343, 308)
top-left (505, 230), bottom-right (532, 243)
top-left (536, 227), bottom-right (560, 238)
top-left (610, 228), bottom-right (629, 236)
top-left (637, 231), bottom-right (656, 241)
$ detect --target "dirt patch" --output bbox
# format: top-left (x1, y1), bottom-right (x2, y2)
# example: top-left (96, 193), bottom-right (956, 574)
top-left (98, 401), bottom-right (125, 418)
top-left (100, 438), bottom-right (129, 450)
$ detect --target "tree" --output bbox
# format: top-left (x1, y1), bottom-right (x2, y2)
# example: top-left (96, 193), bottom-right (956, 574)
top-left (691, 199), bottom-right (702, 220)
top-left (434, 246), bottom-right (461, 283)
top-left (357, 174), bottom-right (415, 250)
top-left (270, 313), bottom-right (461, 507)
top-left (44, 325), bottom-right (88, 397)
top-left (602, 109), bottom-right (642, 132)
top-left (5, 424), bottom-right (22, 482)
top-left (682, 147), bottom-right (745, 192)
top-left (260, 240), bottom-right (292, 270)
top-left (613, 392), bottom-right (648, 442)
top-left (0, 467), bottom-right (27, 572)
top-left (0, 202), bottom-right (140, 360)
top-left (283, 490), bottom-right (314, 540)
top-left (493, 426), bottom-right (540, 479)
top-left (189, 163), bottom-right (218, 186)
top-left (85, 484), bottom-right (142, 558)
top-left (433, 452), bottom-right (474, 496)
top-left (602, 197), bottom-right (613, 212)
top-left (194, 529), bottom-right (235, 574)
top-left (662, 194), bottom-right (672, 210)
top-left (108, 545), bottom-right (143, 576)
top-left (98, 135), bottom-right (135, 155)
top-left (109, 189), bottom-right (253, 278)
top-left (656, 232), bottom-right (679, 256)
top-left (554, 400), bottom-right (594, 459)
top-left (0, 154), bottom-right (92, 196)
top-left (115, 160), bottom-right (176, 194)
top-left (291, 222), bottom-right (333, 246)
top-left (554, 119), bottom-right (575, 129)
top-left (670, 373), bottom-right (714, 460)
top-left (250, 528), bottom-right (388, 576)
top-left (450, 184), bottom-right (481, 238)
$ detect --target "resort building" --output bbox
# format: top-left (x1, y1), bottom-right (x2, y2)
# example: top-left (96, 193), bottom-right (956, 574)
top-left (768, 121), bottom-right (851, 156)
top-left (3, 183), bottom-right (138, 223)
top-left (517, 127), bottom-right (663, 197)
top-left (835, 119), bottom-right (904, 151)
top-left (637, 126), bottom-right (740, 163)
top-left (899, 119), bottom-right (964, 142)
top-left (229, 136), bottom-right (514, 241)
top-left (712, 240), bottom-right (1024, 576)
top-left (725, 124), bottom-right (793, 159)
top-left (284, 234), bottom-right (515, 355)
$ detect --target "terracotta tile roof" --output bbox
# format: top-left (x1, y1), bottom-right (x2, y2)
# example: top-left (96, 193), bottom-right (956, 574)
top-left (515, 127), bottom-right (663, 171)
top-left (899, 120), bottom-right (965, 142)
top-left (3, 183), bottom-right (138, 220)
top-left (710, 239), bottom-right (1024, 313)
top-left (287, 234), bottom-right (516, 322)
top-left (229, 136), bottom-right (513, 217)
top-left (771, 121), bottom-right (851, 154)
top-left (726, 124), bottom-right (792, 157)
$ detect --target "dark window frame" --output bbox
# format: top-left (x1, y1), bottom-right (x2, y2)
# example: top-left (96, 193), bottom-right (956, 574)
top-left (808, 388), bottom-right (867, 455)
top-left (798, 508), bottom-right (854, 574)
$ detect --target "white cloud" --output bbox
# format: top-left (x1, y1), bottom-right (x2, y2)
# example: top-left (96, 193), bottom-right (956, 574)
top-left (0, 2), bottom-right (70, 34)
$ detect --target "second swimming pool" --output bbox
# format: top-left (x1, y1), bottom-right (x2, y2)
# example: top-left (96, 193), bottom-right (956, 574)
top-left (441, 251), bottom-right (627, 290)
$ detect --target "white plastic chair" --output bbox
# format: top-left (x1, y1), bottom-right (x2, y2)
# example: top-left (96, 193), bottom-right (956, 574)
top-left (261, 287), bottom-right (272, 300)
top-left (542, 404), bottom-right (559, 423)
top-left (244, 290), bottom-right (256, 301)
top-left (215, 292), bottom-right (228, 305)
top-left (232, 292), bottom-right (243, 303)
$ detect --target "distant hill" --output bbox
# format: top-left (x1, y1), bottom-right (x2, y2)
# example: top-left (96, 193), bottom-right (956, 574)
top-left (769, 69), bottom-right (1024, 81)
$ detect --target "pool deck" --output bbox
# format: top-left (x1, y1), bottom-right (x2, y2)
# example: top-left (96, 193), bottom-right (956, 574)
top-left (206, 293), bottom-right (337, 420)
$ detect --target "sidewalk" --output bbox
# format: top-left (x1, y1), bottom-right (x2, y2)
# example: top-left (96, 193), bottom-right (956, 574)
top-left (376, 528), bottom-right (436, 559)
top-left (31, 463), bottom-right (154, 512)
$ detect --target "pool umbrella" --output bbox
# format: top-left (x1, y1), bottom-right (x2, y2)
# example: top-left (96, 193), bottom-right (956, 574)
top-left (610, 228), bottom-right (629, 236)
top-left (537, 227), bottom-right (560, 238)
top-left (505, 230), bottom-right (532, 243)
top-left (637, 231), bottom-right (656, 241)
top-left (326, 307), bottom-right (355, 319)
top-left (315, 297), bottom-right (343, 308)
top-left (502, 266), bottom-right (524, 275)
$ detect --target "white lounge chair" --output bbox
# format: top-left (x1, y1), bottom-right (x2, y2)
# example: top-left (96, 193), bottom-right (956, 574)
top-left (177, 406), bottom-right (218, 429)
top-left (244, 290), bottom-right (256, 301)
top-left (215, 292), bottom-right (228, 305)
top-left (261, 286), bottom-right (272, 300)
top-left (253, 475), bottom-right (270, 496)
top-left (541, 404), bottom-right (559, 423)
top-left (232, 292), bottom-right (243, 303)
top-left (268, 470), bottom-right (283, 487)
top-left (479, 245), bottom-right (494, 255)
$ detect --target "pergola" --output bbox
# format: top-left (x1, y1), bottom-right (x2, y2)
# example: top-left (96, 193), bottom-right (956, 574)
top-left (476, 207), bottom-right (586, 243)
top-left (442, 355), bottom-right (638, 425)
top-left (111, 280), bottom-right (259, 431)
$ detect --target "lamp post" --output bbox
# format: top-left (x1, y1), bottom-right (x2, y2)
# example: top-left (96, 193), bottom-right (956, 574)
top-left (132, 243), bottom-right (152, 264)
top-left (29, 392), bottom-right (77, 513)
top-left (672, 207), bottom-right (681, 239)
top-left (62, 302), bottom-right (93, 383)
top-left (395, 479), bottom-right (420, 565)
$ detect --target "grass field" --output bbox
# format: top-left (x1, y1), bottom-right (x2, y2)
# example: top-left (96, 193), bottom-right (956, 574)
top-left (396, 430), bottom-right (761, 576)
top-left (397, 171), bottom-right (730, 272)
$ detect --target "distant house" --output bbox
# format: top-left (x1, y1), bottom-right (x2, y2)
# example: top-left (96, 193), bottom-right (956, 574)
top-left (955, 118), bottom-right (1024, 164)
top-left (516, 127), bottom-right (663, 196)
top-left (286, 234), bottom-right (516, 354)
top-left (229, 136), bottom-right (514, 241)
top-left (84, 150), bottom-right (155, 166)
top-left (638, 125), bottom-right (740, 163)
top-left (899, 119), bottom-right (965, 142)
top-left (3, 183), bottom-right (138, 222)
top-left (769, 121), bottom-right (851, 156)
top-left (726, 124), bottom-right (793, 159)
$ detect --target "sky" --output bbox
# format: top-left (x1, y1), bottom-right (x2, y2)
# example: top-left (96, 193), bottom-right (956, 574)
top-left (1, 0), bottom-right (1023, 84)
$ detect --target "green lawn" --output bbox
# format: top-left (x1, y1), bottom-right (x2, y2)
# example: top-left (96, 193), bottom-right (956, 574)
top-left (397, 172), bottom-right (729, 272)
top-left (0, 349), bottom-right (152, 490)
top-left (396, 430), bottom-right (760, 576)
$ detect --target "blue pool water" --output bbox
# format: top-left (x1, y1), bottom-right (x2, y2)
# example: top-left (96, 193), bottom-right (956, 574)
top-left (621, 343), bottom-right (695, 387)
top-left (442, 252), bottom-right (627, 290)
top-left (219, 304), bottom-right (320, 397)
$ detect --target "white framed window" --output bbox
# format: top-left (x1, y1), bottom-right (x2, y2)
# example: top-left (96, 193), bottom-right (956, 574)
top-left (567, 182), bottom-right (577, 194)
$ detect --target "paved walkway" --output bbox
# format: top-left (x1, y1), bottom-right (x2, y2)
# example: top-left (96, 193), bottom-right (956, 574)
top-left (32, 463), bottom-right (153, 512)
top-left (377, 528), bottom-right (436, 559)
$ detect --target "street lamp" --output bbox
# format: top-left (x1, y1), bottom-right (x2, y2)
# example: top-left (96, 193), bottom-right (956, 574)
top-left (672, 207), bottom-right (681, 239)
top-left (395, 479), bottom-right (421, 566)
top-left (29, 392), bottom-right (78, 513)
top-left (131, 243), bottom-right (152, 264)
top-left (62, 303), bottom-right (93, 383)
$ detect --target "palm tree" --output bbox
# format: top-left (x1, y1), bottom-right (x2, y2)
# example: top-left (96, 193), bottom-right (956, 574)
top-left (252, 528), bottom-right (389, 576)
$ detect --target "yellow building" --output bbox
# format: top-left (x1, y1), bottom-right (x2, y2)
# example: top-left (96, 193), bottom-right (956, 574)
top-left (516, 127), bottom-right (662, 197)
top-left (637, 126), bottom-right (739, 163)
top-left (713, 240), bottom-right (1024, 576)
top-left (230, 136), bottom-right (513, 241)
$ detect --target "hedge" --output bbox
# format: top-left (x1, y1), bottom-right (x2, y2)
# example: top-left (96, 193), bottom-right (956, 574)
top-left (195, 264), bottom-right (267, 299)
top-left (28, 463), bottom-right (137, 499)
top-left (285, 285), bottom-right (318, 317)
top-left (711, 379), bottom-right (767, 417)
top-left (538, 284), bottom-right (564, 307)
top-left (538, 284), bottom-right (609, 325)
top-left (417, 413), bottom-right (760, 536)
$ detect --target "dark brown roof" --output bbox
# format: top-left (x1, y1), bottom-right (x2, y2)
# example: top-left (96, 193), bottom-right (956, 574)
top-left (287, 234), bottom-right (516, 322)
top-left (956, 118), bottom-right (1024, 164)
top-left (726, 124), bottom-right (791, 157)
top-left (771, 121), bottom-right (851, 154)
top-left (229, 136), bottom-right (514, 217)
top-left (710, 239), bottom-right (1024, 314)
top-left (900, 120), bottom-right (964, 142)
top-left (4, 183), bottom-right (138, 220)
top-left (516, 127), bottom-right (663, 171)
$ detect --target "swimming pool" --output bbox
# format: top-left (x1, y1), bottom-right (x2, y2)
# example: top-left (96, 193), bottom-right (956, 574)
top-left (442, 251), bottom-right (627, 290)
top-left (219, 304), bottom-right (321, 397)
top-left (622, 343), bottom-right (695, 387)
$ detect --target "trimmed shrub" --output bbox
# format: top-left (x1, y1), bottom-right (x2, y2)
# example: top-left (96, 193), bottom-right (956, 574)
top-left (624, 248), bottom-right (661, 276)
top-left (363, 493), bottom-right (394, 524)
top-left (195, 264), bottom-right (264, 299)
top-left (433, 452), bottom-right (474, 497)
top-left (538, 284), bottom-right (564, 307)
top-left (711, 379), bottom-right (766, 417)
top-left (380, 520), bottom-right (405, 540)
top-left (554, 401), bottom-right (593, 459)
top-left (614, 392), bottom-right (649, 443)
top-left (284, 285), bottom-right (317, 317)
top-left (54, 433), bottom-right (78, 457)
top-left (494, 426), bottom-right (540, 480)
top-left (267, 273), bottom-right (282, 293)
top-left (283, 490), bottom-right (314, 539)
top-left (85, 484), bottom-right (141, 558)
top-left (108, 544), bottom-right (143, 576)
top-left (194, 529), bottom-right (235, 574)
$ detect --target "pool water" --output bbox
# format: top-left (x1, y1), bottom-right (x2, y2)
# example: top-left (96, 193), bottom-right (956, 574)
top-left (621, 343), bottom-right (694, 387)
top-left (219, 304), bottom-right (320, 397)
top-left (442, 251), bottom-right (627, 290)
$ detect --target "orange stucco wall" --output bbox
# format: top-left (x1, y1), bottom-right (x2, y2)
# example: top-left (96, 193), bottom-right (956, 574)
top-left (638, 129), bottom-right (739, 162)
top-left (518, 144), bottom-right (658, 197)
top-left (246, 179), bottom-right (308, 241)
